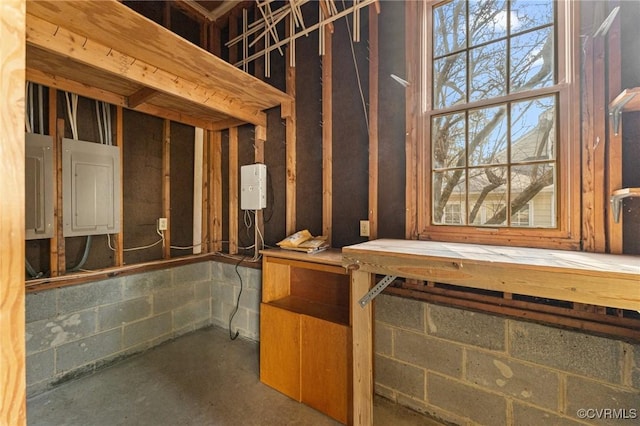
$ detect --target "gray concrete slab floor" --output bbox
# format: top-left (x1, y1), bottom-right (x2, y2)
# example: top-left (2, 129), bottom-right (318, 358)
top-left (27, 326), bottom-right (443, 426)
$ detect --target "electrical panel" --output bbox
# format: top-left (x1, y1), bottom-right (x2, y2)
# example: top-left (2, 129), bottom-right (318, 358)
top-left (63, 138), bottom-right (121, 236)
top-left (241, 163), bottom-right (267, 210)
top-left (25, 133), bottom-right (54, 240)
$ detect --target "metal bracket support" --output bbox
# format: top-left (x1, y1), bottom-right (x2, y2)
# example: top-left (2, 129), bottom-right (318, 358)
top-left (358, 275), bottom-right (397, 308)
top-left (609, 93), bottom-right (635, 136)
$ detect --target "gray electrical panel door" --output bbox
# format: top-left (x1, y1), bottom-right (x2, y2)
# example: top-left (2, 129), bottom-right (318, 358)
top-left (63, 138), bottom-right (121, 236)
top-left (25, 133), bottom-right (54, 240)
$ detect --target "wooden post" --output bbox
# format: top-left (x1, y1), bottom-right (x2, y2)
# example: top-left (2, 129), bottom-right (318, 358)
top-left (211, 131), bottom-right (223, 252)
top-left (0, 0), bottom-right (26, 423)
top-left (55, 119), bottom-right (66, 274)
top-left (405, 1), bottom-right (420, 240)
top-left (229, 127), bottom-right (239, 254)
top-left (162, 119), bottom-right (171, 259)
top-left (322, 28), bottom-right (333, 244)
top-left (286, 16), bottom-right (297, 236)
top-left (114, 105), bottom-right (124, 265)
top-left (350, 270), bottom-right (373, 426)
top-left (368, 5), bottom-right (379, 240)
top-left (607, 0), bottom-right (623, 254)
top-left (48, 88), bottom-right (59, 275)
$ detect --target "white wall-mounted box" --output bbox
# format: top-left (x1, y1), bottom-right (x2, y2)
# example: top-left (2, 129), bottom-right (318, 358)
top-left (241, 163), bottom-right (267, 210)
top-left (63, 139), bottom-right (121, 237)
top-left (25, 133), bottom-right (54, 240)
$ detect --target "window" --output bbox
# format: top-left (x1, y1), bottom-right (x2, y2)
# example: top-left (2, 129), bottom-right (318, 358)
top-left (412, 0), bottom-right (580, 248)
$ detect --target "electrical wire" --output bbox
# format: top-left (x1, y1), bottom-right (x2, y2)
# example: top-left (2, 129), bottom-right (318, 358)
top-left (340, 0), bottom-right (369, 130)
top-left (107, 233), bottom-right (164, 252)
top-left (228, 255), bottom-right (246, 340)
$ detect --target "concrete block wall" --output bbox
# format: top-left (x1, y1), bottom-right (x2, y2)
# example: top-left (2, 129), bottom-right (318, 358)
top-left (374, 294), bottom-right (640, 426)
top-left (26, 260), bottom-right (262, 397)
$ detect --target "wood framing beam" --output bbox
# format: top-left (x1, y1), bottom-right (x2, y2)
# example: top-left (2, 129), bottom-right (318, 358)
top-left (368, 5), bottom-right (379, 240)
top-left (607, 0), bottom-right (623, 254)
top-left (0, 1), bottom-right (26, 423)
top-left (322, 29), bottom-right (333, 244)
top-left (286, 17), bottom-right (297, 236)
top-left (48, 88), bottom-right (59, 276)
top-left (162, 119), bottom-right (171, 259)
top-left (55, 119), bottom-right (66, 274)
top-left (114, 106), bottom-right (124, 266)
top-left (581, 18), bottom-right (607, 253)
top-left (127, 87), bottom-right (160, 109)
top-left (405, 1), bottom-right (419, 239)
top-left (202, 131), bottom-right (211, 253)
top-left (229, 127), bottom-right (239, 254)
top-left (26, 13), bottom-right (268, 127)
top-left (26, 68), bottom-right (221, 131)
top-left (211, 131), bottom-right (223, 252)
top-left (350, 270), bottom-right (373, 426)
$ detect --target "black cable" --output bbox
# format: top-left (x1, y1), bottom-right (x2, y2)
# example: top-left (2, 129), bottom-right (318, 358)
top-left (228, 255), bottom-right (246, 340)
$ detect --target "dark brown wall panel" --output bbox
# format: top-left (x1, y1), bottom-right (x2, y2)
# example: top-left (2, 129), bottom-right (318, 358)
top-left (170, 122), bottom-right (195, 258)
top-left (377, 1), bottom-right (407, 240)
top-left (123, 110), bottom-right (163, 264)
top-left (331, 7), bottom-right (369, 248)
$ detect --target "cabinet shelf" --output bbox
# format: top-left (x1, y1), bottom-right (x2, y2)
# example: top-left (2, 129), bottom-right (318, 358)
top-left (267, 296), bottom-right (349, 325)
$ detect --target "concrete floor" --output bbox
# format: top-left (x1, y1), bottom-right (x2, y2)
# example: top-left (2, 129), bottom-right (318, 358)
top-left (27, 326), bottom-right (444, 426)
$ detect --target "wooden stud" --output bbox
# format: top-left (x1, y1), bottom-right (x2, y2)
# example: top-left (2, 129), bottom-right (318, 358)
top-left (0, 1), bottom-right (26, 423)
top-left (322, 29), bottom-right (333, 244)
top-left (55, 118), bottom-right (66, 274)
top-left (211, 131), bottom-right (223, 252)
top-left (607, 0), bottom-right (623, 254)
top-left (202, 131), bottom-right (211, 253)
top-left (286, 16), bottom-right (297, 236)
top-left (405, 1), bottom-right (420, 240)
top-left (368, 5), bottom-right (379, 240)
top-left (114, 105), bottom-right (124, 266)
top-left (229, 127), bottom-right (239, 254)
top-left (48, 88), bottom-right (59, 276)
top-left (162, 119), bottom-right (171, 259)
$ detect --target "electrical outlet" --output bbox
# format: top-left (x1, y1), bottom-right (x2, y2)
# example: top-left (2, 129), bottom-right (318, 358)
top-left (158, 217), bottom-right (168, 231)
top-left (360, 220), bottom-right (370, 237)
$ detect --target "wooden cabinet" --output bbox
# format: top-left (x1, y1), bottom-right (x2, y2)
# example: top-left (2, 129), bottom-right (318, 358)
top-left (260, 249), bottom-right (351, 424)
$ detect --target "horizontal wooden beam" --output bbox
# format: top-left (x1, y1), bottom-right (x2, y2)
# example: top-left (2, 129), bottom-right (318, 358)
top-left (26, 13), bottom-right (267, 127)
top-left (26, 68), bottom-right (220, 130)
top-left (127, 87), bottom-right (160, 108)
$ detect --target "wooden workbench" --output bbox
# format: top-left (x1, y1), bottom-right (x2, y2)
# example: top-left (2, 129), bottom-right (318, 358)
top-left (342, 239), bottom-right (640, 425)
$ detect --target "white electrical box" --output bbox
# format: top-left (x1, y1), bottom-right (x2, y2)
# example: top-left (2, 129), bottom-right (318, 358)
top-left (241, 163), bottom-right (267, 210)
top-left (25, 133), bottom-right (54, 240)
top-left (63, 138), bottom-right (121, 237)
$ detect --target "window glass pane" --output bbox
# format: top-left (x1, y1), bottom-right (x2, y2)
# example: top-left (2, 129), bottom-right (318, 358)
top-left (510, 0), bottom-right (554, 35)
top-left (510, 26), bottom-right (554, 92)
top-left (434, 52), bottom-right (467, 108)
top-left (469, 0), bottom-right (507, 46)
top-left (510, 96), bottom-right (556, 163)
top-left (433, 0), bottom-right (467, 57)
top-left (510, 163), bottom-right (555, 228)
top-left (432, 113), bottom-right (466, 169)
top-left (470, 40), bottom-right (507, 102)
top-left (468, 166), bottom-right (508, 226)
top-left (511, 203), bottom-right (531, 227)
top-left (468, 105), bottom-right (507, 166)
top-left (433, 170), bottom-right (467, 225)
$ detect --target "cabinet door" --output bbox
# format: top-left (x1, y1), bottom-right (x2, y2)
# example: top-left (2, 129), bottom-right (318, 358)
top-left (301, 315), bottom-right (349, 424)
top-left (260, 303), bottom-right (301, 401)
